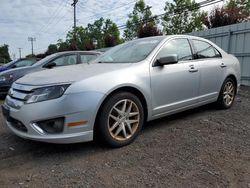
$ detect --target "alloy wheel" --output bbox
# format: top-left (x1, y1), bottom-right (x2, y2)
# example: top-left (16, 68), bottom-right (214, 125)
top-left (108, 99), bottom-right (140, 141)
top-left (223, 81), bottom-right (235, 106)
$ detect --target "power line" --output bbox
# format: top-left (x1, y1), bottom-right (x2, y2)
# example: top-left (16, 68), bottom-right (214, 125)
top-left (35, 0), bottom-right (71, 36)
top-left (33, 0), bottom-right (137, 38)
top-left (34, 0), bottom-right (224, 53)
top-left (41, 10), bottom-right (72, 36)
top-left (35, 1), bottom-right (72, 35)
top-left (77, 1), bottom-right (97, 13)
top-left (117, 0), bottom-right (223, 31)
top-left (77, 0), bottom-right (136, 25)
top-left (91, 0), bottom-right (136, 18)
top-left (47, 0), bottom-right (222, 38)
top-left (35, 0), bottom-right (66, 35)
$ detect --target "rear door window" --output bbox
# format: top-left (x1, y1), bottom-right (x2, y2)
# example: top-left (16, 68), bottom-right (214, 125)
top-left (80, 54), bottom-right (98, 64)
top-left (192, 40), bottom-right (221, 59)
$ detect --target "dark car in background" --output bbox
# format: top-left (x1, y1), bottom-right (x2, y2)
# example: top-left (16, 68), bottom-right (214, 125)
top-left (0, 58), bottom-right (39, 73)
top-left (0, 51), bottom-right (100, 96)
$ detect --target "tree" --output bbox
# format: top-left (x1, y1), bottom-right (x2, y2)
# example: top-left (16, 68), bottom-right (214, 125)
top-left (65, 27), bottom-right (93, 50)
top-left (65, 18), bottom-right (120, 50)
top-left (138, 23), bottom-right (162, 38)
top-left (57, 39), bottom-right (71, 52)
top-left (87, 18), bottom-right (105, 49)
top-left (162, 0), bottom-right (206, 34)
top-left (0, 44), bottom-right (11, 64)
top-left (124, 0), bottom-right (159, 40)
top-left (46, 44), bottom-right (58, 55)
top-left (86, 18), bottom-right (120, 48)
top-left (226, 0), bottom-right (250, 17)
top-left (104, 34), bottom-right (116, 47)
top-left (204, 0), bottom-right (250, 29)
top-left (103, 19), bottom-right (121, 47)
top-left (35, 53), bottom-right (47, 59)
top-left (26, 54), bottom-right (36, 58)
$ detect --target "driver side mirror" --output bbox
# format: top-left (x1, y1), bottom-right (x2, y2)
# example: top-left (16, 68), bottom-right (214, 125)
top-left (154, 54), bottom-right (178, 67)
top-left (44, 62), bottom-right (56, 69)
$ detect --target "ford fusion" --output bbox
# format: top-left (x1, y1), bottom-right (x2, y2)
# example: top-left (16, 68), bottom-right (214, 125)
top-left (2, 35), bottom-right (241, 147)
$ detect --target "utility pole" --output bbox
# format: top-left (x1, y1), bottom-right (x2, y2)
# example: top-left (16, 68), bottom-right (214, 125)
top-left (71, 0), bottom-right (78, 50)
top-left (18, 48), bottom-right (22, 59)
top-left (71, 0), bottom-right (78, 29)
top-left (28, 37), bottom-right (36, 56)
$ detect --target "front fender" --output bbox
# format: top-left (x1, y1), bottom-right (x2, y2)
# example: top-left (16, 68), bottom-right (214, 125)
top-left (66, 62), bottom-right (153, 121)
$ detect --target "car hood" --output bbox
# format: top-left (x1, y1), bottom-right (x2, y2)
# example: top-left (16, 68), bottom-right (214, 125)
top-left (0, 66), bottom-right (34, 76)
top-left (0, 66), bottom-right (8, 73)
top-left (16, 63), bottom-right (133, 86)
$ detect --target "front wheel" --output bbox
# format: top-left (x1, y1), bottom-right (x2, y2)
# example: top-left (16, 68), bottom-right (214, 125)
top-left (95, 92), bottom-right (144, 147)
top-left (216, 77), bottom-right (236, 109)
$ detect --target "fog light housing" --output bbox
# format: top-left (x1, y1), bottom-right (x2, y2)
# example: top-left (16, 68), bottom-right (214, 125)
top-left (36, 117), bottom-right (65, 134)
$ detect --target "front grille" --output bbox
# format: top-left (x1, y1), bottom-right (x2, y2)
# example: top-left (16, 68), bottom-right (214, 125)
top-left (13, 88), bottom-right (33, 94)
top-left (8, 85), bottom-right (34, 102)
top-left (6, 83), bottom-right (36, 109)
top-left (8, 116), bottom-right (28, 132)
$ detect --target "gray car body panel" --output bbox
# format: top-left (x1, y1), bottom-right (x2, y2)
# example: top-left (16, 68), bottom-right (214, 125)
top-left (3, 35), bottom-right (241, 143)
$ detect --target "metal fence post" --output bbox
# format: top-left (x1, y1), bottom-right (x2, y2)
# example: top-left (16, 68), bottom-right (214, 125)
top-left (227, 30), bottom-right (232, 53)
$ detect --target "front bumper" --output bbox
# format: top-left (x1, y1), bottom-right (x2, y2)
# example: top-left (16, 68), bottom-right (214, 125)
top-left (2, 91), bottom-right (105, 144)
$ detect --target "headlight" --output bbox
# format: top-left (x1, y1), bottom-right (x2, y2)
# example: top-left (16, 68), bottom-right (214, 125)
top-left (0, 74), bottom-right (13, 82)
top-left (25, 84), bottom-right (70, 104)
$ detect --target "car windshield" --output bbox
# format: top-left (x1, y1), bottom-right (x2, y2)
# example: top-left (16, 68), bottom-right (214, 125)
top-left (14, 59), bottom-right (37, 67)
top-left (92, 37), bottom-right (163, 63)
top-left (2, 60), bottom-right (17, 67)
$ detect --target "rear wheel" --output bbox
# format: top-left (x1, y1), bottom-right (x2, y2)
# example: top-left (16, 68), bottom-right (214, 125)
top-left (216, 77), bottom-right (236, 109)
top-left (96, 92), bottom-right (144, 147)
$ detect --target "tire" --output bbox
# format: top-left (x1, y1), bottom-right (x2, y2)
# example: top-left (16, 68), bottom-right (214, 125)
top-left (216, 77), bottom-right (236, 109)
top-left (95, 92), bottom-right (144, 148)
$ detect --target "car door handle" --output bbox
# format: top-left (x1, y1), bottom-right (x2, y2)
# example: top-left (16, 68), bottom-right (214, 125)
top-left (189, 65), bottom-right (198, 73)
top-left (220, 63), bottom-right (227, 68)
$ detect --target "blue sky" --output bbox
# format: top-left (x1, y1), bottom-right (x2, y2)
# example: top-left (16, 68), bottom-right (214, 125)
top-left (0, 0), bottom-right (222, 59)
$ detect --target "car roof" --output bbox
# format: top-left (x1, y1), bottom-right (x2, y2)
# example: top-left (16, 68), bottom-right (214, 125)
top-left (129, 35), bottom-right (209, 41)
top-left (55, 51), bottom-right (101, 55)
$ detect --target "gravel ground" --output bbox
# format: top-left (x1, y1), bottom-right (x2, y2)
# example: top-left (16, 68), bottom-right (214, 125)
top-left (0, 87), bottom-right (250, 188)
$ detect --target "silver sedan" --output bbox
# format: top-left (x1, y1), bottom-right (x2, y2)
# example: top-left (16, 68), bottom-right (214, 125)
top-left (2, 35), bottom-right (241, 147)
